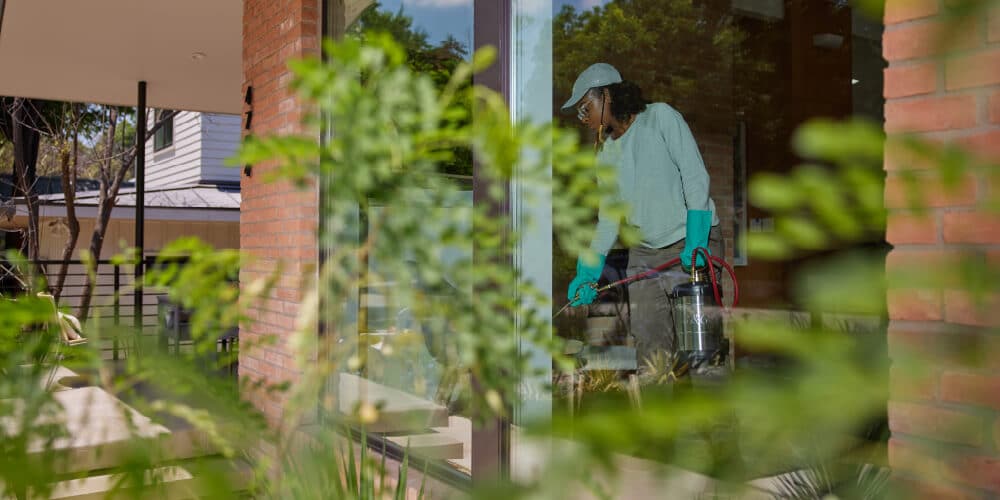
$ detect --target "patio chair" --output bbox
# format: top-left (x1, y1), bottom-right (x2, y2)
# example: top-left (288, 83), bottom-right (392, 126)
top-left (38, 292), bottom-right (88, 346)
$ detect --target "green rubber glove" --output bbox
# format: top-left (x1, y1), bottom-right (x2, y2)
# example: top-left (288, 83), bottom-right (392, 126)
top-left (681, 210), bottom-right (713, 270)
top-left (567, 253), bottom-right (606, 306)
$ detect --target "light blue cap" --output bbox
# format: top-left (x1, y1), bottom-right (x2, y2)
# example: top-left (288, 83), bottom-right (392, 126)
top-left (561, 63), bottom-right (622, 112)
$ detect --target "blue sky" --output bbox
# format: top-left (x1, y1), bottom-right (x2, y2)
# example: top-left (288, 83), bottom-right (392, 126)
top-left (372, 0), bottom-right (473, 48)
top-left (368, 0), bottom-right (610, 51)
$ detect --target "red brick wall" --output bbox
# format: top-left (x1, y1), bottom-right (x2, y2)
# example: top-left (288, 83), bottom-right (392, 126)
top-left (884, 1), bottom-right (1000, 497)
top-left (696, 130), bottom-right (736, 265)
top-left (241, 0), bottom-right (320, 428)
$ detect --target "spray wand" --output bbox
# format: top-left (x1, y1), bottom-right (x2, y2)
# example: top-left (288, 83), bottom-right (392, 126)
top-left (554, 248), bottom-right (739, 319)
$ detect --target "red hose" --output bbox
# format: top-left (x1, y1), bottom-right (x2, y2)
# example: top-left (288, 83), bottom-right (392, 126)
top-left (694, 247), bottom-right (721, 307)
top-left (714, 253), bottom-right (740, 308)
top-left (596, 247), bottom-right (739, 309)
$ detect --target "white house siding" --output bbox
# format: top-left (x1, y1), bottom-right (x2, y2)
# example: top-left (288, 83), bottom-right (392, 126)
top-left (200, 113), bottom-right (241, 184)
top-left (144, 111), bottom-right (241, 187)
top-left (145, 111), bottom-right (203, 188)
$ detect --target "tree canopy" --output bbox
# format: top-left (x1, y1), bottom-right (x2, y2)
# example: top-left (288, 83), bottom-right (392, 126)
top-left (554, 0), bottom-right (775, 134)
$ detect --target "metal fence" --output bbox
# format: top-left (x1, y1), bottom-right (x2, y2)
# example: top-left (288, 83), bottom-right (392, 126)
top-left (30, 258), bottom-right (157, 360)
top-left (4, 257), bottom-right (240, 370)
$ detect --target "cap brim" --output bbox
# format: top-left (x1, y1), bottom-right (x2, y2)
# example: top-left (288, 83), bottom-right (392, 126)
top-left (560, 89), bottom-right (586, 114)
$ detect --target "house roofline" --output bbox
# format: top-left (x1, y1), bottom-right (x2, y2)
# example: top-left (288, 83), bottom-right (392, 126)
top-left (13, 204), bottom-right (239, 223)
top-left (21, 181), bottom-right (241, 208)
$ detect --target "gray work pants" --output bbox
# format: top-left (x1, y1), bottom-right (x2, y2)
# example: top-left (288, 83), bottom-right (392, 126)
top-left (627, 227), bottom-right (722, 367)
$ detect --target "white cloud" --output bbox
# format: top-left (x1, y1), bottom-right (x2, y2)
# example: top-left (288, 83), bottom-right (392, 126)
top-left (518, 0), bottom-right (551, 16)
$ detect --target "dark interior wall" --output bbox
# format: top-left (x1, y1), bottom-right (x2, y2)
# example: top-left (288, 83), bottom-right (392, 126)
top-left (734, 0), bottom-right (863, 308)
top-left (552, 0), bottom-right (882, 311)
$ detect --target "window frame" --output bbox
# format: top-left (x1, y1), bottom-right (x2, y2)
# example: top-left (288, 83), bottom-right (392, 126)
top-left (317, 0), bottom-right (512, 486)
top-left (153, 109), bottom-right (174, 151)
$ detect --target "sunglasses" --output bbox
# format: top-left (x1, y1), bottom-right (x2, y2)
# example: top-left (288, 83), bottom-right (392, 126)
top-left (577, 96), bottom-right (597, 122)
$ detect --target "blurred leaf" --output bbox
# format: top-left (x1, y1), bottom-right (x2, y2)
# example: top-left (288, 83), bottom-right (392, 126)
top-left (749, 173), bottom-right (802, 211)
top-left (747, 233), bottom-right (791, 259)
top-left (793, 118), bottom-right (884, 165)
top-left (777, 216), bottom-right (828, 249)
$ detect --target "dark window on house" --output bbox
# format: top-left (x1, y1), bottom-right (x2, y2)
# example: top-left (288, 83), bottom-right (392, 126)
top-left (153, 109), bottom-right (174, 151)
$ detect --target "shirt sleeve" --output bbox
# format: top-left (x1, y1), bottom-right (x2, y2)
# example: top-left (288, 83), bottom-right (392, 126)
top-left (589, 199), bottom-right (619, 256)
top-left (589, 147), bottom-right (621, 256)
top-left (660, 105), bottom-right (711, 212)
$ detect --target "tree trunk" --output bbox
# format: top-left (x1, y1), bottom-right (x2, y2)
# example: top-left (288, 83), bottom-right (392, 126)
top-left (77, 195), bottom-right (115, 322)
top-left (75, 106), bottom-right (167, 321)
top-left (77, 108), bottom-right (135, 322)
top-left (10, 99), bottom-right (41, 266)
top-left (53, 128), bottom-right (81, 301)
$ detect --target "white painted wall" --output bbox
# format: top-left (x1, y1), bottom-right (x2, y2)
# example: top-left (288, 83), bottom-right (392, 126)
top-left (145, 111), bottom-right (240, 187)
top-left (200, 113), bottom-right (241, 184)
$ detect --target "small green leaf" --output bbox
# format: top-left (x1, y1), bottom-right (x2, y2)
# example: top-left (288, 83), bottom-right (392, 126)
top-left (749, 173), bottom-right (802, 211)
top-left (747, 233), bottom-right (791, 259)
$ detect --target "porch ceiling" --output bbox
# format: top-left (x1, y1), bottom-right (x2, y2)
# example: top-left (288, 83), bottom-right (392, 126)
top-left (0, 0), bottom-right (242, 114)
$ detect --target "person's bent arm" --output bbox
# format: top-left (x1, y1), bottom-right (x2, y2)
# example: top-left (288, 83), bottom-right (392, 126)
top-left (568, 194), bottom-right (618, 306)
top-left (590, 208), bottom-right (618, 257)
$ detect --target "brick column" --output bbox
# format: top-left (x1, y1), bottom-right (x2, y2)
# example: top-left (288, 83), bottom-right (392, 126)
top-left (240, 0), bottom-right (320, 428)
top-left (884, 1), bottom-right (1000, 497)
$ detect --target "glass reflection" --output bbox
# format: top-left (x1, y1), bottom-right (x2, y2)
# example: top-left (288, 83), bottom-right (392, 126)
top-left (549, 0), bottom-right (884, 409)
top-left (333, 0), bottom-right (475, 475)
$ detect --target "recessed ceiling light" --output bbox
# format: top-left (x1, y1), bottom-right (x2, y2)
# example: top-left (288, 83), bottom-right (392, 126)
top-left (191, 52), bottom-right (208, 62)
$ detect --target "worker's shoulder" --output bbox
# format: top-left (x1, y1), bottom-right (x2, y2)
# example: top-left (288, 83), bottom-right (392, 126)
top-left (645, 102), bottom-right (685, 123)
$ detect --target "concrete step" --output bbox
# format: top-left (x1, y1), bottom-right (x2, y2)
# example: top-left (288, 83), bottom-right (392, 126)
top-left (339, 373), bottom-right (448, 433)
top-left (45, 459), bottom-right (253, 500)
top-left (386, 432), bottom-right (463, 460)
top-left (9, 386), bottom-right (220, 475)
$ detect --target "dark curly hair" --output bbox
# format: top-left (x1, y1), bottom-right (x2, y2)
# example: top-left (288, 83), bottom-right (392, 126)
top-left (587, 81), bottom-right (650, 124)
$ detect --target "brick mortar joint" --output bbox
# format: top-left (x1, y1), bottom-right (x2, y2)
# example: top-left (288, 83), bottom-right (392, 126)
top-left (883, 15), bottom-right (951, 31)
top-left (885, 90), bottom-right (980, 105)
top-left (887, 319), bottom-right (993, 335)
top-left (912, 124), bottom-right (1000, 141)
top-left (887, 58), bottom-right (943, 70)
top-left (889, 425), bottom-right (988, 452)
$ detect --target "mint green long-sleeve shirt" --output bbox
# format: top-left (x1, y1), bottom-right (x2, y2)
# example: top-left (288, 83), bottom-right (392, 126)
top-left (590, 103), bottom-right (718, 255)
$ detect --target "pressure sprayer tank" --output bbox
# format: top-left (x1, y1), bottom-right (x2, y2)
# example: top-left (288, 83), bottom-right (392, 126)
top-left (671, 267), bottom-right (725, 364)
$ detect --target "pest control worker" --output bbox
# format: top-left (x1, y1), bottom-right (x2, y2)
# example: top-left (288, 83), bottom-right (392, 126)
top-left (563, 63), bottom-right (719, 367)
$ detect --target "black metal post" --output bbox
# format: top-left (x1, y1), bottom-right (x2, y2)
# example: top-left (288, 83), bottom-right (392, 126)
top-left (114, 263), bottom-right (120, 360)
top-left (134, 82), bottom-right (146, 340)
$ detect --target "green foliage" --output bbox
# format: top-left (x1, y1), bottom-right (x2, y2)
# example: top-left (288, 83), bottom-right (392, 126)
top-left (349, 2), bottom-right (467, 88)
top-left (348, 2), bottom-right (473, 177)
top-left (0, 294), bottom-right (65, 498)
top-left (748, 118), bottom-right (886, 260)
top-left (235, 34), bottom-right (617, 426)
top-left (3, 2), bottom-right (998, 498)
top-left (273, 426), bottom-right (427, 500)
top-left (554, 0), bottom-right (775, 135)
top-left (145, 238), bottom-right (261, 357)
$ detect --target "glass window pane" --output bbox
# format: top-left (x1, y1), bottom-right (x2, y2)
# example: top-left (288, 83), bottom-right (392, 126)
top-left (324, 0), bottom-right (475, 476)
top-left (512, 0), bottom-right (886, 484)
top-left (154, 109), bottom-right (174, 151)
